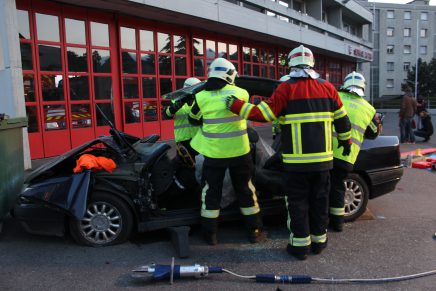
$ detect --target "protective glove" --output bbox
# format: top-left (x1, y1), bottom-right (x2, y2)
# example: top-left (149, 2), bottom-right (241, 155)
top-left (225, 95), bottom-right (238, 110)
top-left (167, 99), bottom-right (184, 114)
top-left (337, 139), bottom-right (352, 156)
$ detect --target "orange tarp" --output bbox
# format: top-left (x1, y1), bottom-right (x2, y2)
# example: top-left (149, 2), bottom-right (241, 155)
top-left (73, 154), bottom-right (116, 173)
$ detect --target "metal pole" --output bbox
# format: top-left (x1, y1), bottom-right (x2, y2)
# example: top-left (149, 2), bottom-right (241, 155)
top-left (371, 1), bottom-right (375, 105)
top-left (414, 19), bottom-right (419, 99)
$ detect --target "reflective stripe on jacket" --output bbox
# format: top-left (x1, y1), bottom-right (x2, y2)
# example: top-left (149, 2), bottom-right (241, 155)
top-left (332, 91), bottom-right (376, 166)
top-left (170, 104), bottom-right (199, 142)
top-left (190, 84), bottom-right (250, 158)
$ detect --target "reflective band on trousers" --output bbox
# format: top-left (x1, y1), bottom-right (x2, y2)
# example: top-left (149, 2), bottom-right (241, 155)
top-left (201, 183), bottom-right (220, 218)
top-left (203, 116), bottom-right (241, 124)
top-left (332, 133), bottom-right (362, 147)
top-left (289, 234), bottom-right (311, 247)
top-left (282, 153), bottom-right (333, 161)
top-left (240, 180), bottom-right (260, 215)
top-left (201, 129), bottom-right (247, 138)
top-left (311, 233), bottom-right (327, 243)
top-left (330, 207), bottom-right (345, 216)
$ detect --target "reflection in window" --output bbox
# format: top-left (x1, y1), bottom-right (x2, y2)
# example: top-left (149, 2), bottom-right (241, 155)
top-left (193, 38), bottom-right (204, 56)
top-left (244, 64), bottom-right (251, 75)
top-left (96, 103), bottom-right (114, 126)
top-left (141, 54), bottom-right (155, 74)
top-left (206, 40), bottom-right (216, 58)
top-left (124, 102), bottom-right (140, 123)
top-left (140, 30), bottom-right (154, 51)
top-left (92, 49), bottom-right (111, 73)
top-left (229, 44), bottom-right (238, 60)
top-left (65, 19), bottom-right (86, 44)
top-left (142, 78), bottom-right (156, 98)
top-left (91, 22), bottom-right (109, 47)
top-left (253, 64), bottom-right (259, 76)
top-left (159, 55), bottom-right (171, 75)
top-left (158, 33), bottom-right (170, 53)
top-left (143, 101), bottom-right (158, 122)
top-left (161, 100), bottom-right (172, 117)
top-left (67, 47), bottom-right (87, 72)
top-left (123, 77), bottom-right (138, 99)
top-left (175, 57), bottom-right (186, 76)
top-left (20, 43), bottom-right (33, 70)
top-left (243, 47), bottom-right (250, 61)
top-left (17, 10), bottom-right (30, 39)
top-left (69, 76), bottom-right (89, 100)
top-left (26, 106), bottom-right (38, 133)
top-left (36, 13), bottom-right (59, 42)
top-left (44, 104), bottom-right (66, 130)
top-left (176, 79), bottom-right (185, 90)
top-left (269, 67), bottom-right (275, 79)
top-left (39, 45), bottom-right (62, 71)
top-left (41, 75), bottom-right (64, 101)
top-left (122, 52), bottom-right (137, 74)
top-left (94, 77), bottom-right (112, 100)
top-left (23, 74), bottom-right (35, 102)
top-left (194, 59), bottom-right (205, 76)
top-left (71, 104), bottom-right (92, 128)
top-left (160, 78), bottom-right (172, 96)
top-left (173, 35), bottom-right (186, 54)
top-left (218, 42), bottom-right (227, 58)
top-left (121, 27), bottom-right (136, 50)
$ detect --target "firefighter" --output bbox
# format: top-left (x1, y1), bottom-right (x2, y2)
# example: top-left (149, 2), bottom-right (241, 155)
top-left (329, 72), bottom-right (381, 232)
top-left (226, 45), bottom-right (352, 260)
top-left (188, 58), bottom-right (265, 245)
top-left (165, 77), bottom-right (201, 164)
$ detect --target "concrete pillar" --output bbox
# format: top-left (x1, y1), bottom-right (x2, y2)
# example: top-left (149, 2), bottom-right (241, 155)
top-left (0, 0), bottom-right (31, 169)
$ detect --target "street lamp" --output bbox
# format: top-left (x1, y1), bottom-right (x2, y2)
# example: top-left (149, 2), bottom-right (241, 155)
top-left (414, 19), bottom-right (419, 99)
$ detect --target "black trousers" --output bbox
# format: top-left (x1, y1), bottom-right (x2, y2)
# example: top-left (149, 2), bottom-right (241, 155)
top-left (329, 167), bottom-right (349, 217)
top-left (201, 153), bottom-right (261, 232)
top-left (414, 130), bottom-right (430, 141)
top-left (283, 171), bottom-right (330, 244)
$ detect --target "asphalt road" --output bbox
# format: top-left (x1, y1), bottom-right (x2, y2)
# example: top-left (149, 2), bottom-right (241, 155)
top-left (0, 113), bottom-right (435, 290)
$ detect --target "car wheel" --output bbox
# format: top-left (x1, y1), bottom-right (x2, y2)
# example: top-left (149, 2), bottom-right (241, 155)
top-left (69, 192), bottom-right (133, 247)
top-left (343, 173), bottom-right (369, 222)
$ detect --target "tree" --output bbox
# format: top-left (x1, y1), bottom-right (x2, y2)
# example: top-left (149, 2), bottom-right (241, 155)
top-left (403, 58), bottom-right (436, 98)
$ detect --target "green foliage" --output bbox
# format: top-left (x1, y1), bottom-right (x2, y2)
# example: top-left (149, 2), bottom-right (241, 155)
top-left (403, 58), bottom-right (436, 98)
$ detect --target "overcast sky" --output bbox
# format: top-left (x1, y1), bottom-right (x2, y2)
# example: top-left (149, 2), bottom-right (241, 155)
top-left (369, 0), bottom-right (436, 5)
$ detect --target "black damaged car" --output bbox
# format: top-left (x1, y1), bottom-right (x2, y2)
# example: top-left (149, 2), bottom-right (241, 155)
top-left (14, 77), bottom-right (404, 247)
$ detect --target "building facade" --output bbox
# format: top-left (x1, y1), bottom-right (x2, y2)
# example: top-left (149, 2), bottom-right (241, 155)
top-left (1, 0), bottom-right (373, 160)
top-left (360, 0), bottom-right (435, 100)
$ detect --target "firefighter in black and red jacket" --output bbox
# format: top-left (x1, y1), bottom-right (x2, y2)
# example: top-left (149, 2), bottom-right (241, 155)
top-left (226, 45), bottom-right (352, 260)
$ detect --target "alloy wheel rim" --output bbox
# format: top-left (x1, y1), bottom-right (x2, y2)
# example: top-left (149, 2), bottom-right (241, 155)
top-left (343, 179), bottom-right (363, 217)
top-left (79, 202), bottom-right (122, 244)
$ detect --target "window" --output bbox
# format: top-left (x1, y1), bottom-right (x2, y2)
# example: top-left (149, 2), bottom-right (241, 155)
top-left (387, 27), bottom-right (394, 37)
top-left (420, 45), bottom-right (427, 55)
top-left (404, 45), bottom-right (411, 54)
top-left (403, 62), bottom-right (410, 71)
top-left (387, 62), bottom-right (394, 71)
top-left (404, 11), bottom-right (411, 20)
top-left (421, 12), bottom-right (428, 21)
top-left (404, 28), bottom-right (411, 37)
top-left (387, 45), bottom-right (394, 54)
top-left (420, 28), bottom-right (427, 38)
top-left (387, 10), bottom-right (394, 19)
top-left (386, 79), bottom-right (394, 88)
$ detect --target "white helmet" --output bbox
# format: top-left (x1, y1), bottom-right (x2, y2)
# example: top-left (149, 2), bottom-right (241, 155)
top-left (279, 75), bottom-right (290, 82)
top-left (207, 58), bottom-right (237, 84)
top-left (288, 45), bottom-right (315, 68)
top-left (183, 77), bottom-right (201, 88)
top-left (343, 71), bottom-right (366, 91)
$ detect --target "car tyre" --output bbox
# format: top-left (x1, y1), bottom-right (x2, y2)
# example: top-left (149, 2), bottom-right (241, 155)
top-left (343, 173), bottom-right (369, 222)
top-left (69, 192), bottom-right (133, 247)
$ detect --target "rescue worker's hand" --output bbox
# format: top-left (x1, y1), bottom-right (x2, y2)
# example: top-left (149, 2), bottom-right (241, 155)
top-left (168, 99), bottom-right (183, 114)
top-left (338, 139), bottom-right (352, 156)
top-left (225, 95), bottom-right (238, 110)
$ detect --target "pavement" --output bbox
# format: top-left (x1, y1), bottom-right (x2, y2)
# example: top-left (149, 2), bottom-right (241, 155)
top-left (1, 112), bottom-right (435, 290)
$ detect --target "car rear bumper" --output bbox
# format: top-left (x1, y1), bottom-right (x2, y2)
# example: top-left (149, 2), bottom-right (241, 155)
top-left (367, 166), bottom-right (404, 199)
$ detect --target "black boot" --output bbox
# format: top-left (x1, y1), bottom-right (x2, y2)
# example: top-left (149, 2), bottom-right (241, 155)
top-left (286, 244), bottom-right (309, 260)
top-left (329, 215), bottom-right (344, 232)
top-left (201, 217), bottom-right (218, 245)
top-left (311, 239), bottom-right (328, 254)
top-left (244, 214), bottom-right (266, 243)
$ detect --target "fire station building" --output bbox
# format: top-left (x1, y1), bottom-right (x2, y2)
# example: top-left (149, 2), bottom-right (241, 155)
top-left (0, 0), bottom-right (373, 163)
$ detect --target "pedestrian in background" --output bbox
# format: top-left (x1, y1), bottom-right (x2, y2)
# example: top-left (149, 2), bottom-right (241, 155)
top-left (399, 87), bottom-right (417, 144)
top-left (414, 110), bottom-right (433, 142)
top-left (227, 45), bottom-right (352, 260)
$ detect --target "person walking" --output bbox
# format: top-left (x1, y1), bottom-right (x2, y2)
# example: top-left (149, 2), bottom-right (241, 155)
top-left (399, 88), bottom-right (417, 143)
top-left (414, 110), bottom-right (433, 142)
top-left (188, 58), bottom-right (265, 245)
top-left (227, 45), bottom-right (352, 260)
top-left (329, 72), bottom-right (381, 232)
